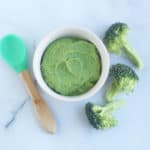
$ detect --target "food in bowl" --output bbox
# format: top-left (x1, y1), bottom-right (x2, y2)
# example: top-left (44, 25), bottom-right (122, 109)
top-left (41, 37), bottom-right (101, 96)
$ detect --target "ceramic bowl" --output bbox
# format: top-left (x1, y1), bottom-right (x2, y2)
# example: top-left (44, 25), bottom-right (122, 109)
top-left (33, 27), bottom-right (109, 102)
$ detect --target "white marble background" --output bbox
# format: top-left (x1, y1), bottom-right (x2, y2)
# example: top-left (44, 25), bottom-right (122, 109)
top-left (0, 0), bottom-right (149, 150)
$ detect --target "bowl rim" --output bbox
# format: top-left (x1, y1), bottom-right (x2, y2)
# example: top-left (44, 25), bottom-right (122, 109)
top-left (33, 27), bottom-right (109, 102)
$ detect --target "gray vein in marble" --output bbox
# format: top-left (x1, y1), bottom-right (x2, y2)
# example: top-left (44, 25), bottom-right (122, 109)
top-left (4, 97), bottom-right (29, 128)
top-left (4, 80), bottom-right (37, 128)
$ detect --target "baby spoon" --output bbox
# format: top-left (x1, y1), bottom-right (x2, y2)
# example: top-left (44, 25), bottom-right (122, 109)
top-left (0, 34), bottom-right (56, 133)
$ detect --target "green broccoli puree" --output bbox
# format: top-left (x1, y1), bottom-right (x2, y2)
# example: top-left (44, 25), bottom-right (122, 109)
top-left (41, 37), bottom-right (101, 96)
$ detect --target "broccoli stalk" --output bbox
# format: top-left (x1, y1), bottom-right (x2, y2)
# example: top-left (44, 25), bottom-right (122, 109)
top-left (122, 39), bottom-right (143, 68)
top-left (85, 100), bottom-right (124, 129)
top-left (103, 22), bottom-right (144, 69)
top-left (105, 63), bottom-right (139, 102)
top-left (105, 83), bottom-right (121, 102)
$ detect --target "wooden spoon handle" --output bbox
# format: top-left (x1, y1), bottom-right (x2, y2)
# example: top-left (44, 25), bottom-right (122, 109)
top-left (19, 70), bottom-right (56, 133)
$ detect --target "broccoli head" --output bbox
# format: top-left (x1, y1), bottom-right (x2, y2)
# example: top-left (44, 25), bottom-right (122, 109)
top-left (103, 22), bottom-right (144, 69)
top-left (85, 100), bottom-right (124, 129)
top-left (106, 63), bottom-right (139, 102)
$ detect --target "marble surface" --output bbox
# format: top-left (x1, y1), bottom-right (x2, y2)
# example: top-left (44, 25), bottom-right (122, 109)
top-left (0, 0), bottom-right (150, 149)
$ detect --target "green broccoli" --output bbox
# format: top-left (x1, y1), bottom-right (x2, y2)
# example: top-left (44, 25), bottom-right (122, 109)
top-left (106, 63), bottom-right (139, 102)
top-left (103, 22), bottom-right (144, 69)
top-left (85, 100), bottom-right (124, 129)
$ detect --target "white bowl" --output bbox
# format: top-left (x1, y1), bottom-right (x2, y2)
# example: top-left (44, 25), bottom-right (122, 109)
top-left (33, 27), bottom-right (109, 102)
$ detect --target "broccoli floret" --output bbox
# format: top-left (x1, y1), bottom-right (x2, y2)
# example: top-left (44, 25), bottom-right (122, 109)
top-left (85, 100), bottom-right (124, 129)
top-left (103, 22), bottom-right (144, 69)
top-left (106, 63), bottom-right (139, 102)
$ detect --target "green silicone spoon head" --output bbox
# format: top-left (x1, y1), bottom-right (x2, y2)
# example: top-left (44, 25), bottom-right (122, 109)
top-left (0, 34), bottom-right (28, 73)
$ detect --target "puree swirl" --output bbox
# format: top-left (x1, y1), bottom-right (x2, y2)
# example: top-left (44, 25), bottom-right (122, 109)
top-left (41, 37), bottom-right (101, 96)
